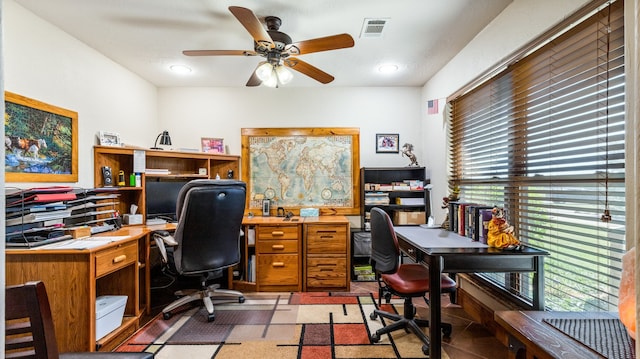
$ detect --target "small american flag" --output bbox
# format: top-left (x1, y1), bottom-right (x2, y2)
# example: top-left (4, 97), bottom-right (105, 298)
top-left (427, 99), bottom-right (439, 114)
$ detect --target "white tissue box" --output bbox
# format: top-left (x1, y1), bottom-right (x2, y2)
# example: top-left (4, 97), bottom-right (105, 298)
top-left (300, 208), bottom-right (319, 217)
top-left (123, 214), bottom-right (143, 225)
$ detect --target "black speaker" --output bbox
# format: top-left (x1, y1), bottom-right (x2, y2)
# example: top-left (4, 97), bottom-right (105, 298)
top-left (102, 166), bottom-right (113, 187)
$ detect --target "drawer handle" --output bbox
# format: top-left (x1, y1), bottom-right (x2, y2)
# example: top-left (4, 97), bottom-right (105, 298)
top-left (318, 263), bottom-right (336, 267)
top-left (272, 262), bottom-right (285, 267)
top-left (113, 255), bottom-right (127, 263)
top-left (320, 235), bottom-right (334, 239)
top-left (317, 230), bottom-right (337, 234)
top-left (272, 244), bottom-right (285, 250)
top-left (271, 231), bottom-right (285, 236)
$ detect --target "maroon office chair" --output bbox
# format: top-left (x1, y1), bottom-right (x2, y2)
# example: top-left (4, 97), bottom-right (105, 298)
top-left (368, 207), bottom-right (456, 356)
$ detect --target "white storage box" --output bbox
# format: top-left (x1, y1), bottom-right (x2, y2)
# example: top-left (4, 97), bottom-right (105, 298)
top-left (96, 295), bottom-right (127, 340)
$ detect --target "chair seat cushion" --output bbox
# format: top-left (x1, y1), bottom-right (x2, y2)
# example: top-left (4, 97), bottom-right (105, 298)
top-left (381, 264), bottom-right (457, 296)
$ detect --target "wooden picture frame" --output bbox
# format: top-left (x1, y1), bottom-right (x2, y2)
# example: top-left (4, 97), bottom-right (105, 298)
top-left (241, 127), bottom-right (360, 216)
top-left (376, 133), bottom-right (399, 153)
top-left (201, 137), bottom-right (224, 154)
top-left (4, 91), bottom-right (78, 182)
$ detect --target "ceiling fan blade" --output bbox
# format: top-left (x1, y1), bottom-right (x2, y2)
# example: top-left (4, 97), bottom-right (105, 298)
top-left (228, 6), bottom-right (274, 48)
top-left (287, 34), bottom-right (354, 55)
top-left (246, 62), bottom-right (266, 87)
top-left (284, 57), bottom-right (334, 84)
top-left (183, 50), bottom-right (257, 56)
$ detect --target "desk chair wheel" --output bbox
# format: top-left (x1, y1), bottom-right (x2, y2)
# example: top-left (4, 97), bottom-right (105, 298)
top-left (207, 313), bottom-right (215, 322)
top-left (163, 312), bottom-right (172, 320)
top-left (370, 332), bottom-right (381, 343)
top-left (422, 344), bottom-right (429, 356)
top-left (370, 311), bottom-right (378, 320)
top-left (442, 323), bottom-right (453, 337)
top-left (238, 296), bottom-right (245, 303)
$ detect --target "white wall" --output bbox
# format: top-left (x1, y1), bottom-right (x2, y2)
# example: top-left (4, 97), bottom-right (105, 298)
top-left (420, 0), bottom-right (592, 224)
top-left (157, 86), bottom-right (422, 168)
top-left (4, 0), bottom-right (158, 187)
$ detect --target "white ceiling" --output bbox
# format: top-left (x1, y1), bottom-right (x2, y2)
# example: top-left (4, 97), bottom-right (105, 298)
top-left (14, 0), bottom-right (512, 88)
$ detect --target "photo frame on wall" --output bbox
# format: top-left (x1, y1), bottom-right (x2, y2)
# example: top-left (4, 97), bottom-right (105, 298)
top-left (201, 137), bottom-right (225, 153)
top-left (4, 91), bottom-right (78, 182)
top-left (376, 133), bottom-right (399, 153)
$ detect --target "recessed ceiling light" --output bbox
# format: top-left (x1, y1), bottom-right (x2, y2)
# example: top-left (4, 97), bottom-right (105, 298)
top-left (169, 65), bottom-right (192, 74)
top-left (378, 64), bottom-right (399, 74)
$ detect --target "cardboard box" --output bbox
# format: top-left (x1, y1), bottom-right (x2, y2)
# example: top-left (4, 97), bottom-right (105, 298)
top-left (393, 211), bottom-right (426, 225)
top-left (96, 295), bottom-right (127, 340)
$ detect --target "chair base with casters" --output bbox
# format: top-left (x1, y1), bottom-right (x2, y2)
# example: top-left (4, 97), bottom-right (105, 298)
top-left (161, 279), bottom-right (245, 322)
top-left (369, 265), bottom-right (456, 356)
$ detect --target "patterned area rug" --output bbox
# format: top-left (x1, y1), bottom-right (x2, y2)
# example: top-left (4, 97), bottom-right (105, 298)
top-left (543, 318), bottom-right (636, 359)
top-left (116, 291), bottom-right (451, 359)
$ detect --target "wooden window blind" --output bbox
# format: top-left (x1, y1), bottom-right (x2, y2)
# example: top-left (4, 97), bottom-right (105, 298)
top-left (448, 0), bottom-right (625, 311)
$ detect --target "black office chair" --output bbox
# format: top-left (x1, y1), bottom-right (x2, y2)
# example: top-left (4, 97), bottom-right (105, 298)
top-left (5, 281), bottom-right (154, 359)
top-left (368, 207), bottom-right (456, 356)
top-left (156, 179), bottom-right (247, 322)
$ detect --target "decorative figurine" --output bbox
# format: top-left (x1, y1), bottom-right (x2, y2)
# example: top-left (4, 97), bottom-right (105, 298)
top-left (487, 206), bottom-right (521, 249)
top-left (401, 143), bottom-right (419, 167)
top-left (440, 186), bottom-right (460, 230)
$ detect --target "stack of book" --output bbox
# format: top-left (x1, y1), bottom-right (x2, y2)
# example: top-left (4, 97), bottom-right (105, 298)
top-left (364, 192), bottom-right (390, 205)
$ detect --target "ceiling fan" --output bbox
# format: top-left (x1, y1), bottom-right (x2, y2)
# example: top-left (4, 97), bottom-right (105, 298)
top-left (183, 6), bottom-right (355, 87)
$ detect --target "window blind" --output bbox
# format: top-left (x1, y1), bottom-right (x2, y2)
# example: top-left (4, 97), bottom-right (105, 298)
top-left (448, 0), bottom-right (625, 311)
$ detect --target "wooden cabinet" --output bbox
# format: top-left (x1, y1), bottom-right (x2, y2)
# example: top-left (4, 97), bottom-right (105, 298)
top-left (304, 217), bottom-right (350, 291)
top-left (5, 227), bottom-right (149, 352)
top-left (239, 216), bottom-right (350, 292)
top-left (254, 222), bottom-right (302, 292)
top-left (360, 167), bottom-right (429, 231)
top-left (93, 146), bottom-right (240, 222)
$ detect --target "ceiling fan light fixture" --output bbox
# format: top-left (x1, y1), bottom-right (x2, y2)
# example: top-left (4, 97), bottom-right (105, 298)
top-left (256, 62), bottom-right (274, 82)
top-left (275, 65), bottom-right (293, 84)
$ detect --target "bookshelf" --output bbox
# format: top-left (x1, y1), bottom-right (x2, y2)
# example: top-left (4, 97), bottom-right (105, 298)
top-left (360, 167), bottom-right (429, 231)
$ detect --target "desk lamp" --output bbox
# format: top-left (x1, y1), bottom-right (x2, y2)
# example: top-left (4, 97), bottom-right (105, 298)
top-left (151, 131), bottom-right (172, 150)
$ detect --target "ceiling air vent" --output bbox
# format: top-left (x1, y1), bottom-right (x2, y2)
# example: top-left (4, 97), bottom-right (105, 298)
top-left (360, 18), bottom-right (388, 38)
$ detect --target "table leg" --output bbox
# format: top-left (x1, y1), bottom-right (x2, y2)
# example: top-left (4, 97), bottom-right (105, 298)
top-left (533, 256), bottom-right (545, 310)
top-left (427, 254), bottom-right (442, 359)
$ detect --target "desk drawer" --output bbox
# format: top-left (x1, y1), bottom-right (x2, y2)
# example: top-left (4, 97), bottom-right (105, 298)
top-left (257, 254), bottom-right (299, 285)
top-left (398, 239), bottom-right (418, 262)
top-left (306, 224), bottom-right (347, 253)
top-left (256, 240), bottom-right (298, 254)
top-left (257, 225), bottom-right (299, 240)
top-left (95, 242), bottom-right (137, 277)
top-left (306, 256), bottom-right (347, 287)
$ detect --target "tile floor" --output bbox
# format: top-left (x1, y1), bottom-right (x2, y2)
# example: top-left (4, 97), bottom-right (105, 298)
top-left (350, 280), bottom-right (509, 359)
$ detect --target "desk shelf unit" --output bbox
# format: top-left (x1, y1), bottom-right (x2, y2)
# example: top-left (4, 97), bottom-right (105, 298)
top-left (93, 146), bottom-right (240, 222)
top-left (360, 167), bottom-right (429, 231)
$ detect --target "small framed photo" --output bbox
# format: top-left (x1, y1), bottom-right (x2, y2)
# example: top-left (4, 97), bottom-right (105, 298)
top-left (376, 133), bottom-right (399, 153)
top-left (98, 131), bottom-right (121, 147)
top-left (201, 137), bottom-right (224, 153)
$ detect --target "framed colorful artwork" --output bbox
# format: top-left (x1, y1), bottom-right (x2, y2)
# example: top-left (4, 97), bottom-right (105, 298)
top-left (376, 133), bottom-right (399, 153)
top-left (4, 91), bottom-right (78, 182)
top-left (201, 137), bottom-right (224, 153)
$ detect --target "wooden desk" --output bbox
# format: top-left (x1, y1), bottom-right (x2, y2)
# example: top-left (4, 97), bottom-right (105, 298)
top-left (393, 226), bottom-right (549, 359)
top-left (5, 227), bottom-right (150, 352)
top-left (495, 311), bottom-right (622, 359)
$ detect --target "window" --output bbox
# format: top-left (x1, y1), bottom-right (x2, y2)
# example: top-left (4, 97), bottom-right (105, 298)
top-left (448, 0), bottom-right (625, 311)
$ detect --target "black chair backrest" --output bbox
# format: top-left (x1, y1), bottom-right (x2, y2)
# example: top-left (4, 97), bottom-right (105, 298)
top-left (370, 207), bottom-right (400, 274)
top-left (6, 281), bottom-right (60, 359)
top-left (172, 179), bottom-right (246, 275)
